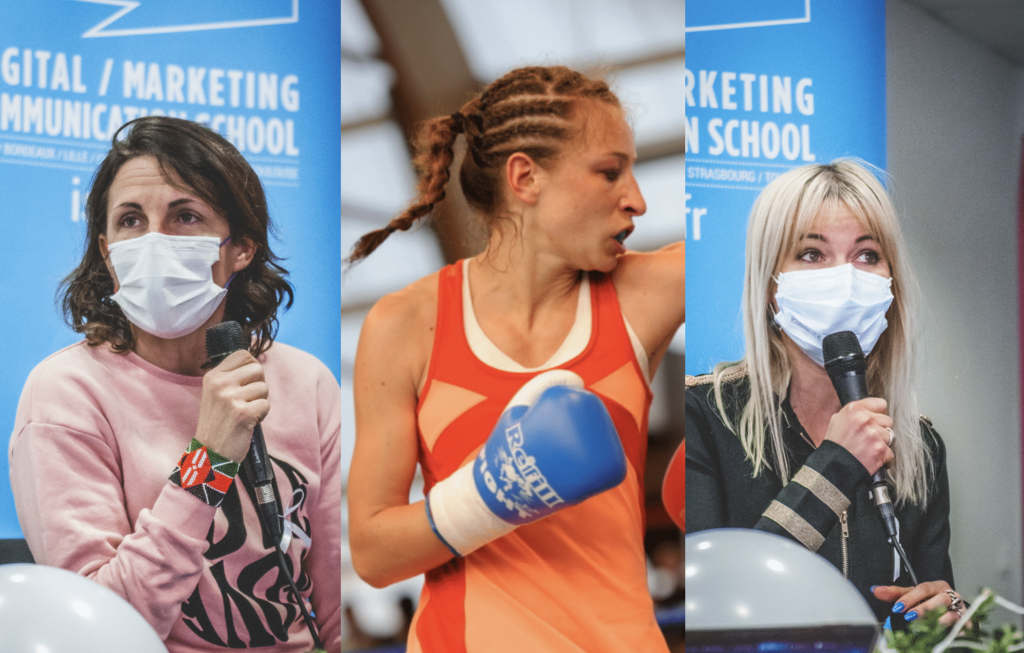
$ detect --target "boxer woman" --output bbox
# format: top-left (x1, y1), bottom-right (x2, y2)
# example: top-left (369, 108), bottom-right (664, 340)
top-left (347, 65), bottom-right (685, 651)
top-left (686, 160), bottom-right (963, 625)
top-left (10, 117), bottom-right (341, 651)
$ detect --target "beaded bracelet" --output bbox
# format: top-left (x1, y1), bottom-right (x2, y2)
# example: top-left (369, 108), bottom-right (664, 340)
top-left (169, 438), bottom-right (239, 507)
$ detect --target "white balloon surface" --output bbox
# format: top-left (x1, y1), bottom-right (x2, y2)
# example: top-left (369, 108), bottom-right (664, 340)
top-left (0, 563), bottom-right (167, 652)
top-left (685, 528), bottom-right (878, 630)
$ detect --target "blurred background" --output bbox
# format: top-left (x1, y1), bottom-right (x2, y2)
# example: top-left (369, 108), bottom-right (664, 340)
top-left (884, 0), bottom-right (1024, 626)
top-left (340, 0), bottom-right (685, 649)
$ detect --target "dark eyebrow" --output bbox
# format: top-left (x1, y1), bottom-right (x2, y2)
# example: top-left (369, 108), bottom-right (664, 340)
top-left (113, 197), bottom-right (199, 211)
top-left (801, 233), bottom-right (877, 243)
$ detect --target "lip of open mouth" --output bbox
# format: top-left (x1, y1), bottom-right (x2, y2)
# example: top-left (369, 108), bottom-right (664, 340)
top-left (614, 229), bottom-right (632, 245)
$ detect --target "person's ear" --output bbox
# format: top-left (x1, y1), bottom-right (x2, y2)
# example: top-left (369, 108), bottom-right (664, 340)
top-left (505, 152), bottom-right (543, 205)
top-left (229, 236), bottom-right (257, 274)
top-left (98, 234), bottom-right (119, 292)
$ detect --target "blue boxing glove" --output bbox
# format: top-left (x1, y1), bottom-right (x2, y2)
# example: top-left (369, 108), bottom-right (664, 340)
top-left (425, 370), bottom-right (626, 557)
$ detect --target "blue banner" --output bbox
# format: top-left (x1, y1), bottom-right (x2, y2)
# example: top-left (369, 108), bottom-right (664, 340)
top-left (0, 0), bottom-right (339, 538)
top-left (685, 0), bottom-right (886, 374)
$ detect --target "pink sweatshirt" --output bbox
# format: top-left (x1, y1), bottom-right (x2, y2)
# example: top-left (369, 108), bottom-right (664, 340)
top-left (9, 340), bottom-right (341, 652)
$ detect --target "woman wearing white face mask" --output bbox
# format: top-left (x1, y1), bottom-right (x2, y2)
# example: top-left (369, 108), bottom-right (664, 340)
top-left (686, 160), bottom-right (963, 627)
top-left (9, 117), bottom-right (341, 651)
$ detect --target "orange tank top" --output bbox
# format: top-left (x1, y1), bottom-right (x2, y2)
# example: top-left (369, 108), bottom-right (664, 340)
top-left (408, 261), bottom-right (668, 653)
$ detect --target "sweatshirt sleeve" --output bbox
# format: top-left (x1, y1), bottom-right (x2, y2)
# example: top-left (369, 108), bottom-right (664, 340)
top-left (9, 359), bottom-right (217, 640)
top-left (303, 364), bottom-right (343, 650)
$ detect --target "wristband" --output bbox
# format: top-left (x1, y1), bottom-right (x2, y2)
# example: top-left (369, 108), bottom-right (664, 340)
top-left (426, 460), bottom-right (516, 557)
top-left (424, 494), bottom-right (463, 558)
top-left (169, 438), bottom-right (239, 507)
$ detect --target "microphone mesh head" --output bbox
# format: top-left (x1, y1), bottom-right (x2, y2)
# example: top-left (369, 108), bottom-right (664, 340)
top-left (822, 330), bottom-right (866, 377)
top-left (206, 320), bottom-right (246, 359)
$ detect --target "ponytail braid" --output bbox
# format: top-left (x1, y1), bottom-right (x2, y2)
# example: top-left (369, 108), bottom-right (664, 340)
top-left (347, 112), bottom-right (463, 263)
top-left (347, 65), bottom-right (621, 264)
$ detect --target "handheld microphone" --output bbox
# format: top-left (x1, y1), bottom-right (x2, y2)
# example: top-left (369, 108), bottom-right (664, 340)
top-left (205, 322), bottom-right (323, 648)
top-left (206, 321), bottom-right (281, 544)
top-left (822, 331), bottom-right (917, 585)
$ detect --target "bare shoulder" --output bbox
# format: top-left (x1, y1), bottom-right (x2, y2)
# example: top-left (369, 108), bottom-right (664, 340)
top-left (610, 243), bottom-right (685, 374)
top-left (613, 242), bottom-right (684, 290)
top-left (612, 242), bottom-right (685, 321)
top-left (356, 271), bottom-right (440, 391)
top-left (362, 272), bottom-right (439, 336)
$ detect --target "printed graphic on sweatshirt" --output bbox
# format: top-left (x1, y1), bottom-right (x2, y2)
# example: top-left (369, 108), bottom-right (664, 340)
top-left (180, 456), bottom-right (314, 647)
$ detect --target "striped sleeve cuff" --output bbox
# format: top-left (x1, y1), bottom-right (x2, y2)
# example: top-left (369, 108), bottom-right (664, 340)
top-left (762, 502), bottom-right (825, 551)
top-left (757, 441), bottom-right (867, 550)
top-left (792, 466), bottom-right (849, 517)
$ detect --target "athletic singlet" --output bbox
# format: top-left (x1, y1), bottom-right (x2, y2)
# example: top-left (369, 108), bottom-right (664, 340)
top-left (408, 260), bottom-right (668, 653)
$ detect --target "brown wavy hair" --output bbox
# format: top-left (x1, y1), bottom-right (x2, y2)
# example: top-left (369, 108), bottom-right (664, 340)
top-left (347, 65), bottom-right (620, 263)
top-left (60, 116), bottom-right (294, 355)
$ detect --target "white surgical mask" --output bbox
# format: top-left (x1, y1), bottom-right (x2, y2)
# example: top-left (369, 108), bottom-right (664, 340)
top-left (108, 232), bottom-right (229, 339)
top-left (773, 263), bottom-right (894, 366)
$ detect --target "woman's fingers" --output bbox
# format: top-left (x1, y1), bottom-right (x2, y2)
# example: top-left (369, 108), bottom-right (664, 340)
top-left (871, 584), bottom-right (909, 603)
top-left (196, 350), bottom-right (270, 461)
top-left (825, 398), bottom-right (894, 474)
top-left (875, 581), bottom-right (965, 625)
top-left (901, 591), bottom-right (950, 621)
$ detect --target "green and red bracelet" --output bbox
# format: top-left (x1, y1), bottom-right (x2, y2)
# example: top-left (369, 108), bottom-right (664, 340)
top-left (169, 438), bottom-right (239, 507)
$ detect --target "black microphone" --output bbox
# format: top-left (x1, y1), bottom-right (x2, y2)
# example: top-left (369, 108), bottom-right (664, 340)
top-left (822, 331), bottom-right (917, 585)
top-left (822, 331), bottom-right (897, 534)
top-left (206, 321), bottom-right (281, 544)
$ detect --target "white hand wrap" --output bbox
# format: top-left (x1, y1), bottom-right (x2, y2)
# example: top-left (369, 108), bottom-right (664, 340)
top-left (427, 461), bottom-right (514, 557)
top-left (426, 370), bottom-right (586, 557)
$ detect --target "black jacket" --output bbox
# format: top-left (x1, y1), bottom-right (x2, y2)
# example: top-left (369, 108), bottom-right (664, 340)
top-left (685, 369), bottom-right (955, 622)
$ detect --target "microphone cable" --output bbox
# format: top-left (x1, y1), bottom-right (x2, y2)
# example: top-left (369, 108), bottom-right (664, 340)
top-left (206, 321), bottom-right (323, 650)
top-left (823, 330), bottom-right (918, 586)
top-left (275, 522), bottom-right (323, 649)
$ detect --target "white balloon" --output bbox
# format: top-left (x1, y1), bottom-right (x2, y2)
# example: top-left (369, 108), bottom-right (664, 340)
top-left (685, 529), bottom-right (878, 633)
top-left (0, 563), bottom-right (167, 653)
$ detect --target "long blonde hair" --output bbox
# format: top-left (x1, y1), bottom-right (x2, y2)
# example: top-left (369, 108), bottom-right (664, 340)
top-left (713, 159), bottom-right (933, 506)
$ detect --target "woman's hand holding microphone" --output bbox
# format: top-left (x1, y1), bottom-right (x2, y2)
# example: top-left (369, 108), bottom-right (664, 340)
top-left (824, 397), bottom-right (894, 476)
top-left (195, 350), bottom-right (269, 463)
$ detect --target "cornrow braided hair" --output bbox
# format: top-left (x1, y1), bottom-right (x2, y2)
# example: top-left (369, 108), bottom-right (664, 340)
top-left (347, 65), bottom-right (620, 264)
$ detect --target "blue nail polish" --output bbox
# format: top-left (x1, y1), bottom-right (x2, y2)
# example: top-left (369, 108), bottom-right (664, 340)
top-left (906, 611), bottom-right (918, 622)
top-left (870, 585), bottom-right (878, 592)
top-left (884, 616), bottom-right (892, 630)
top-left (893, 602), bottom-right (904, 613)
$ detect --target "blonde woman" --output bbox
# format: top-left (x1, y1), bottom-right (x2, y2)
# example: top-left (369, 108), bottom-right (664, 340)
top-left (686, 160), bottom-right (962, 626)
